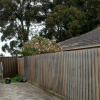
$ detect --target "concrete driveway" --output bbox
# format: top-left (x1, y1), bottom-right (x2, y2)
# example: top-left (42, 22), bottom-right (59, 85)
top-left (0, 83), bottom-right (60, 100)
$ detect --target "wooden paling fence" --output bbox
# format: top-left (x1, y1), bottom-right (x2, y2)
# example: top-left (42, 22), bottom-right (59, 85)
top-left (0, 57), bottom-right (18, 77)
top-left (18, 48), bottom-right (100, 100)
top-left (0, 62), bottom-right (3, 82)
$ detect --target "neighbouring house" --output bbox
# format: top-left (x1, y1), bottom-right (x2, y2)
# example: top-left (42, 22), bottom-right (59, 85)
top-left (59, 27), bottom-right (100, 51)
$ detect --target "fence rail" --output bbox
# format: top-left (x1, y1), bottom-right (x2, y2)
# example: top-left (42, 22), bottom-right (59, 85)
top-left (0, 57), bottom-right (18, 77)
top-left (18, 48), bottom-right (100, 100)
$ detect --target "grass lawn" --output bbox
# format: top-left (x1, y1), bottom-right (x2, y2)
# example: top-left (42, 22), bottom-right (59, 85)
top-left (4, 76), bottom-right (22, 83)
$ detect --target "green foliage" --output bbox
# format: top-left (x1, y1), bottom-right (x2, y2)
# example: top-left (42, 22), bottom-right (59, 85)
top-left (10, 76), bottom-right (22, 83)
top-left (0, 0), bottom-right (53, 55)
top-left (20, 36), bottom-right (62, 56)
top-left (40, 0), bottom-right (100, 42)
top-left (0, 53), bottom-right (4, 57)
top-left (4, 76), bottom-right (22, 83)
top-left (1, 0), bottom-right (100, 55)
top-left (40, 6), bottom-right (87, 42)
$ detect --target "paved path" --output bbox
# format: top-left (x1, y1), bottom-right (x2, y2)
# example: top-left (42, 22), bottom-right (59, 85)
top-left (0, 83), bottom-right (60, 100)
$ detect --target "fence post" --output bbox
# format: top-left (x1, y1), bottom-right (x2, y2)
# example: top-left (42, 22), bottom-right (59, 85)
top-left (95, 49), bottom-right (99, 100)
top-left (0, 62), bottom-right (3, 83)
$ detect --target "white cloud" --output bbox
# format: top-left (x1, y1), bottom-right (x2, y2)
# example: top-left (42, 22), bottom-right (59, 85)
top-left (0, 22), bottom-right (45, 57)
top-left (0, 34), bottom-right (11, 56)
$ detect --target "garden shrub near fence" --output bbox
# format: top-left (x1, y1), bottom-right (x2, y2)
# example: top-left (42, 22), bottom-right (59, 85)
top-left (20, 36), bottom-right (62, 56)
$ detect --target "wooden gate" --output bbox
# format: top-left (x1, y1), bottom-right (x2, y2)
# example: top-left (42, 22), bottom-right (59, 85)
top-left (0, 57), bottom-right (18, 78)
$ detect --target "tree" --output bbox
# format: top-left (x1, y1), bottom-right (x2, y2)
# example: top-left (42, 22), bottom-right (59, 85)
top-left (1, 0), bottom-right (100, 55)
top-left (83, 1), bottom-right (100, 30)
top-left (71, 0), bottom-right (100, 30)
top-left (40, 5), bottom-right (87, 42)
top-left (0, 0), bottom-right (53, 55)
top-left (0, 53), bottom-right (4, 57)
top-left (20, 36), bottom-right (62, 56)
top-left (67, 0), bottom-right (100, 30)
top-left (51, 0), bottom-right (100, 35)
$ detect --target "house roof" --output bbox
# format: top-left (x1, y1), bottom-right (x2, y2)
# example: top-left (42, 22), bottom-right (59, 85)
top-left (59, 27), bottom-right (100, 50)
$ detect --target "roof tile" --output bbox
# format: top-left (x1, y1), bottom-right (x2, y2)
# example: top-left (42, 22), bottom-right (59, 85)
top-left (59, 27), bottom-right (100, 50)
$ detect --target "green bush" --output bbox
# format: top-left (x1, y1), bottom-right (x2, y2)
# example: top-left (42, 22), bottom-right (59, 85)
top-left (4, 76), bottom-right (22, 83)
top-left (20, 36), bottom-right (62, 56)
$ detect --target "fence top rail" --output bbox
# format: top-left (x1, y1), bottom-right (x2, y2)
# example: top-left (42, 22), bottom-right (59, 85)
top-left (63, 44), bottom-right (100, 51)
top-left (0, 57), bottom-right (17, 58)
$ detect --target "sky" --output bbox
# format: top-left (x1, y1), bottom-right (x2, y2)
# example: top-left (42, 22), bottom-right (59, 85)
top-left (0, 22), bottom-right (45, 57)
top-left (0, 34), bottom-right (11, 56)
top-left (0, 1), bottom-right (50, 57)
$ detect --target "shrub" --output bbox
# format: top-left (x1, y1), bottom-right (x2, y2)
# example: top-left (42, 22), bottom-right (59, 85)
top-left (20, 36), bottom-right (62, 56)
